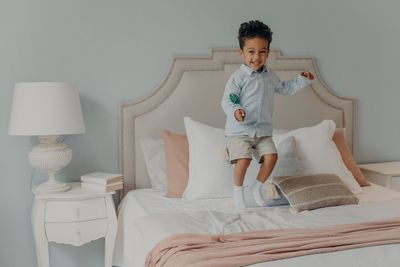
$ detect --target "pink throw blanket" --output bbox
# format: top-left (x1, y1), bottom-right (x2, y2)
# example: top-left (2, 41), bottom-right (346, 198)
top-left (146, 217), bottom-right (400, 267)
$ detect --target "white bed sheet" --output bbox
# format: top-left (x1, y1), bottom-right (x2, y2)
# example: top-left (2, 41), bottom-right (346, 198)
top-left (113, 183), bottom-right (400, 267)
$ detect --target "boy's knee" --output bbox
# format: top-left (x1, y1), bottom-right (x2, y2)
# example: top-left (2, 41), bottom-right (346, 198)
top-left (263, 153), bottom-right (278, 165)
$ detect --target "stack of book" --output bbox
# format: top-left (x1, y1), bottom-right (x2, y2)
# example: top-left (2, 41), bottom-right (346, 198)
top-left (80, 172), bottom-right (123, 192)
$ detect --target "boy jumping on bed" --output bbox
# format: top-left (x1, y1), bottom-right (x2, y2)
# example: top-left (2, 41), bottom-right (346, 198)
top-left (221, 20), bottom-right (314, 208)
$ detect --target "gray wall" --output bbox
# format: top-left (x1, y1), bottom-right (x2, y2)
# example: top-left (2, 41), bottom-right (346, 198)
top-left (1, 0), bottom-right (399, 266)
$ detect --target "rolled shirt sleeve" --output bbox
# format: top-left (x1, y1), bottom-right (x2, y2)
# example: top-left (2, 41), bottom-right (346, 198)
top-left (221, 75), bottom-right (243, 123)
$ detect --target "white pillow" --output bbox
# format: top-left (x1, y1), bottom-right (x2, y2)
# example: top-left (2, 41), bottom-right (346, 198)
top-left (273, 120), bottom-right (362, 194)
top-left (183, 117), bottom-right (290, 200)
top-left (140, 139), bottom-right (168, 191)
top-left (183, 117), bottom-right (233, 199)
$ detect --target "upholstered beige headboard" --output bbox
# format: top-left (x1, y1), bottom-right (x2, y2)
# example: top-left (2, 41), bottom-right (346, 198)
top-left (119, 48), bottom-right (355, 196)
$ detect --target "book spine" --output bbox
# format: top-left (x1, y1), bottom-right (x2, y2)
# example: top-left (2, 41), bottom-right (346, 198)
top-left (81, 177), bottom-right (107, 185)
top-left (81, 181), bottom-right (123, 192)
top-left (81, 182), bottom-right (107, 192)
top-left (81, 176), bottom-right (122, 185)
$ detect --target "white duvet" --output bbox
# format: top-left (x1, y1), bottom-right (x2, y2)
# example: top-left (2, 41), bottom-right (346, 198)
top-left (113, 183), bottom-right (400, 267)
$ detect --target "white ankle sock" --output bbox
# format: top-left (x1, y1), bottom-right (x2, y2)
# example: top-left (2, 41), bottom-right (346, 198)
top-left (233, 185), bottom-right (246, 209)
top-left (253, 180), bottom-right (267, 207)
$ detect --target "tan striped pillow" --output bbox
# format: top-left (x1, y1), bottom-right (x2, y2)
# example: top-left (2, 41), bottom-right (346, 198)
top-left (271, 174), bottom-right (359, 212)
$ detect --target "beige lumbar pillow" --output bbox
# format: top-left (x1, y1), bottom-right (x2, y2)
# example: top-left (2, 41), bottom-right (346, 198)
top-left (270, 173), bottom-right (359, 212)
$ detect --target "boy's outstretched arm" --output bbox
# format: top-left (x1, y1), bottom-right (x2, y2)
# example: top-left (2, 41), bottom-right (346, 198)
top-left (274, 70), bottom-right (313, 95)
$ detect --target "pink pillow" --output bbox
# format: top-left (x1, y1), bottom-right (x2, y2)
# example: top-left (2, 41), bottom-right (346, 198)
top-left (163, 130), bottom-right (189, 197)
top-left (332, 128), bottom-right (370, 187)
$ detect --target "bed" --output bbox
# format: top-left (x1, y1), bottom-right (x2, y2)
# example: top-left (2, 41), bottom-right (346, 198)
top-left (113, 48), bottom-right (400, 266)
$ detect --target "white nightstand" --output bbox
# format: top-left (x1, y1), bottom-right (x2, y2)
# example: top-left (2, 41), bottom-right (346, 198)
top-left (358, 161), bottom-right (400, 191)
top-left (31, 182), bottom-right (117, 267)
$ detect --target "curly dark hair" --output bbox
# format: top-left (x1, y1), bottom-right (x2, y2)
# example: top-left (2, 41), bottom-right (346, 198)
top-left (238, 20), bottom-right (273, 49)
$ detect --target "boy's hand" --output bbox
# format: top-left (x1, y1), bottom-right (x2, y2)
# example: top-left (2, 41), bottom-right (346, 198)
top-left (301, 71), bottom-right (314, 80)
top-left (234, 109), bottom-right (246, 122)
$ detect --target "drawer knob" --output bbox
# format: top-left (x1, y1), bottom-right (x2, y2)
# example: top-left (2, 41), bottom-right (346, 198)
top-left (75, 208), bottom-right (80, 218)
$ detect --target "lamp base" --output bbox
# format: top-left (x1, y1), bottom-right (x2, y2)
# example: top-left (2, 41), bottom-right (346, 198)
top-left (35, 179), bottom-right (71, 193)
top-left (29, 135), bottom-right (73, 194)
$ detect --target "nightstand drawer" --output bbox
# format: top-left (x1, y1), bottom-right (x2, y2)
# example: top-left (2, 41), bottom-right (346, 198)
top-left (46, 219), bottom-right (108, 246)
top-left (45, 198), bottom-right (107, 222)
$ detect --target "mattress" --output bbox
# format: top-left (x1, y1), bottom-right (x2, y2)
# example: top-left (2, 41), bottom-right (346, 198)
top-left (113, 183), bottom-right (400, 267)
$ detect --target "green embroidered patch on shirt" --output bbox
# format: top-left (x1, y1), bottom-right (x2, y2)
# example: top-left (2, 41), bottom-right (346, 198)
top-left (229, 93), bottom-right (240, 105)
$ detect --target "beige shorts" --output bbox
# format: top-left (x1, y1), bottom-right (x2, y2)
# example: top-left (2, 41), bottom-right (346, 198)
top-left (226, 135), bottom-right (277, 163)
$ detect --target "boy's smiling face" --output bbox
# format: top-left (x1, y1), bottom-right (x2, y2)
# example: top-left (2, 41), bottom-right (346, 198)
top-left (240, 37), bottom-right (269, 72)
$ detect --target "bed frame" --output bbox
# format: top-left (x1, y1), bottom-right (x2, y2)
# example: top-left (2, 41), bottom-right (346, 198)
top-left (119, 48), bottom-right (355, 196)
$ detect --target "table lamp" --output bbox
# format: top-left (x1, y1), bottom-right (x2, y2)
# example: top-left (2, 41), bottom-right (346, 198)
top-left (8, 82), bottom-right (86, 193)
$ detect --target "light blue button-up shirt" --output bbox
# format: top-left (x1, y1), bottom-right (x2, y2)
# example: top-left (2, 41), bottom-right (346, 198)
top-left (221, 64), bottom-right (311, 137)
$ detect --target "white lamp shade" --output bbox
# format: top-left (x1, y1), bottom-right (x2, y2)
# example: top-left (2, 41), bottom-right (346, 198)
top-left (8, 82), bottom-right (86, 136)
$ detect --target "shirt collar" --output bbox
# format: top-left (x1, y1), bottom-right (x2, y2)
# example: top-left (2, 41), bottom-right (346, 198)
top-left (240, 64), bottom-right (267, 76)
